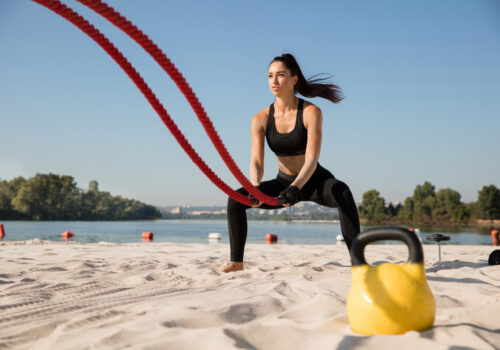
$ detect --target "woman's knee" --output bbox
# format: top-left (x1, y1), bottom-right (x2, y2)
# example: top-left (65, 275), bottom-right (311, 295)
top-left (331, 179), bottom-right (347, 195)
top-left (341, 183), bottom-right (355, 203)
top-left (331, 180), bottom-right (355, 205)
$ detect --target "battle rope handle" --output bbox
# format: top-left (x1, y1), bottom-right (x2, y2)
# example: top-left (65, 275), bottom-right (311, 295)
top-left (75, 0), bottom-right (277, 206)
top-left (31, 0), bottom-right (279, 206)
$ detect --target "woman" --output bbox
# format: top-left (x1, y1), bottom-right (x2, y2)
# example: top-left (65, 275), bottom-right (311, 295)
top-left (223, 53), bottom-right (360, 273)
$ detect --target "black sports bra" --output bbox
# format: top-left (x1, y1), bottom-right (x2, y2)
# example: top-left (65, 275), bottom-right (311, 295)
top-left (266, 98), bottom-right (307, 157)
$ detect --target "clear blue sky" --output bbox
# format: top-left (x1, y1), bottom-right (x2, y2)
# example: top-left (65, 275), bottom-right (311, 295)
top-left (1, 0), bottom-right (499, 206)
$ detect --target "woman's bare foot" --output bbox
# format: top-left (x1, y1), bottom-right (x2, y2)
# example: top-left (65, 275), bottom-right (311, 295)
top-left (222, 261), bottom-right (244, 273)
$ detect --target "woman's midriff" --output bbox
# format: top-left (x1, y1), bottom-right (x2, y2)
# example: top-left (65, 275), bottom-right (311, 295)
top-left (276, 154), bottom-right (306, 176)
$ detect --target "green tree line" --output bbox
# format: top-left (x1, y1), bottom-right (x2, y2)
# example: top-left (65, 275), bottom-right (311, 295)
top-left (358, 181), bottom-right (500, 225)
top-left (0, 174), bottom-right (161, 220)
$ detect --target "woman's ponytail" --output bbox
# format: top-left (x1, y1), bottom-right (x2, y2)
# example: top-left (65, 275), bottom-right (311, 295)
top-left (270, 53), bottom-right (343, 104)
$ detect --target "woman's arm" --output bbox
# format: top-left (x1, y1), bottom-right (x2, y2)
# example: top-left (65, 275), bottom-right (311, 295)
top-left (290, 104), bottom-right (323, 189)
top-left (249, 110), bottom-right (267, 186)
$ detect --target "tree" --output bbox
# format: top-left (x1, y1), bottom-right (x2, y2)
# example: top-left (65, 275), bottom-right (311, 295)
top-left (451, 203), bottom-right (469, 222)
top-left (432, 188), bottom-right (469, 223)
top-left (397, 182), bottom-right (439, 223)
top-left (434, 188), bottom-right (461, 216)
top-left (398, 197), bottom-right (414, 222)
top-left (413, 182), bottom-right (435, 202)
top-left (11, 174), bottom-right (80, 220)
top-left (411, 181), bottom-right (436, 222)
top-left (0, 177), bottom-right (27, 218)
top-left (477, 185), bottom-right (500, 220)
top-left (0, 181), bottom-right (13, 219)
top-left (0, 174), bottom-right (161, 220)
top-left (386, 202), bottom-right (401, 217)
top-left (467, 201), bottom-right (480, 219)
top-left (358, 190), bottom-right (386, 223)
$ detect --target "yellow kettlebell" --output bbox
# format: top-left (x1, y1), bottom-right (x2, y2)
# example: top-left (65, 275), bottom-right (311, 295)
top-left (346, 227), bottom-right (435, 335)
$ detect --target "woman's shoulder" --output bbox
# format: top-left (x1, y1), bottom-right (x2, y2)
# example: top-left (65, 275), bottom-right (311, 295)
top-left (301, 100), bottom-right (322, 130)
top-left (302, 99), bottom-right (321, 114)
top-left (252, 105), bottom-right (270, 123)
top-left (302, 99), bottom-right (322, 119)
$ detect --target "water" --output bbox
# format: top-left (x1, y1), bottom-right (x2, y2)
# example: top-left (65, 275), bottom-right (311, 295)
top-left (0, 220), bottom-right (494, 245)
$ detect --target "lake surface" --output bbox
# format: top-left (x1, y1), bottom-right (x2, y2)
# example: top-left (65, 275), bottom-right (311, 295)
top-left (0, 220), bottom-right (495, 245)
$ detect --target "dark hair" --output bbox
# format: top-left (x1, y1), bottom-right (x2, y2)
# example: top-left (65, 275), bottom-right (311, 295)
top-left (270, 53), bottom-right (343, 104)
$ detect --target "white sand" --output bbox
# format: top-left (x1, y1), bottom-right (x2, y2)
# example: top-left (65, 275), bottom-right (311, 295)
top-left (0, 240), bottom-right (499, 350)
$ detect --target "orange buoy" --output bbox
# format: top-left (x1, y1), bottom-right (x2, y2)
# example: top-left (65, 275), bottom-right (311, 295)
top-left (0, 224), bottom-right (5, 238)
top-left (142, 232), bottom-right (154, 240)
top-left (266, 233), bottom-right (278, 244)
top-left (61, 231), bottom-right (74, 239)
top-left (491, 229), bottom-right (499, 246)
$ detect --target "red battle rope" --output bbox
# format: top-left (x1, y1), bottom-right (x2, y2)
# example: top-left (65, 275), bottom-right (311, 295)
top-left (74, 0), bottom-right (277, 206)
top-left (31, 0), bottom-right (279, 206)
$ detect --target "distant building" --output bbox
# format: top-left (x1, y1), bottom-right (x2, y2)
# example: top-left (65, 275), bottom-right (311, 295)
top-left (171, 207), bottom-right (182, 214)
top-left (190, 209), bottom-right (227, 215)
top-left (89, 180), bottom-right (99, 192)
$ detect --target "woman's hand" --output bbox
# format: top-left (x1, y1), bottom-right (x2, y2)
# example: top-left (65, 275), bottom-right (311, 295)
top-left (248, 194), bottom-right (262, 208)
top-left (278, 186), bottom-right (301, 207)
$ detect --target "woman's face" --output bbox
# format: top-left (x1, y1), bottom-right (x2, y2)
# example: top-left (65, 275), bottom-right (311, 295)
top-left (268, 61), bottom-right (297, 97)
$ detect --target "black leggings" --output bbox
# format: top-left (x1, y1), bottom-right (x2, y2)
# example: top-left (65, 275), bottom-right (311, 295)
top-left (227, 164), bottom-right (360, 262)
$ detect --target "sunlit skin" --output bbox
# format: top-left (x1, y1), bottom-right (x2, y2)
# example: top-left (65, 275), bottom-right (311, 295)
top-left (222, 61), bottom-right (323, 273)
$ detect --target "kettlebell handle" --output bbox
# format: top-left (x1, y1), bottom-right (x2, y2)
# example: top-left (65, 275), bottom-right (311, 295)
top-left (350, 226), bottom-right (424, 266)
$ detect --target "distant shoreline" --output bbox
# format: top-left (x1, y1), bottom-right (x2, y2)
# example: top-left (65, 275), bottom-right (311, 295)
top-left (0, 218), bottom-right (498, 228)
top-left (167, 218), bottom-right (500, 228)
top-left (289, 219), bottom-right (339, 223)
top-left (471, 219), bottom-right (500, 227)
top-left (358, 218), bottom-right (500, 228)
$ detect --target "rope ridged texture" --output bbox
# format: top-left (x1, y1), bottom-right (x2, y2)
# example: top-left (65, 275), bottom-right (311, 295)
top-left (31, 0), bottom-right (279, 206)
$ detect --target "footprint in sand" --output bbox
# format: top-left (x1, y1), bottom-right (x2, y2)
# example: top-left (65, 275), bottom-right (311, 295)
top-left (162, 316), bottom-right (222, 329)
top-left (20, 278), bottom-right (36, 283)
top-left (303, 274), bottom-right (314, 281)
top-left (273, 281), bottom-right (299, 298)
top-left (223, 303), bottom-right (257, 324)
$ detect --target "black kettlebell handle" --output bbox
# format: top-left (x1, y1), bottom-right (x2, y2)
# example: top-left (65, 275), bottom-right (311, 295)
top-left (350, 226), bottom-right (424, 266)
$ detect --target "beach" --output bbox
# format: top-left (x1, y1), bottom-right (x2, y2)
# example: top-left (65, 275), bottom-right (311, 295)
top-left (1, 240), bottom-right (499, 349)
